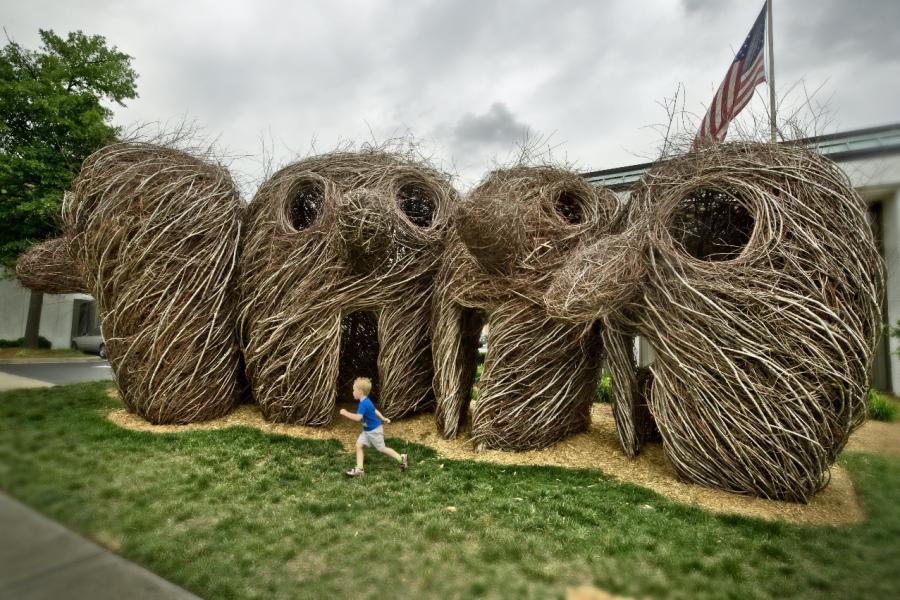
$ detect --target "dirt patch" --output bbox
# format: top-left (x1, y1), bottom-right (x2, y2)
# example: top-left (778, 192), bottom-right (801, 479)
top-left (845, 418), bottom-right (900, 455)
top-left (566, 586), bottom-right (632, 600)
top-left (90, 530), bottom-right (122, 552)
top-left (107, 397), bottom-right (872, 527)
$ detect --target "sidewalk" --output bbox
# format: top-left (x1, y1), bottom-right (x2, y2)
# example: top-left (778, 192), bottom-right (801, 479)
top-left (0, 356), bottom-right (104, 365)
top-left (0, 492), bottom-right (203, 600)
top-left (0, 371), bottom-right (53, 391)
top-left (0, 361), bottom-right (112, 392)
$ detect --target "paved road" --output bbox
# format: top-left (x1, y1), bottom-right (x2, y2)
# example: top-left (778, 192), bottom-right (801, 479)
top-left (0, 361), bottom-right (112, 391)
top-left (0, 492), bottom-right (202, 600)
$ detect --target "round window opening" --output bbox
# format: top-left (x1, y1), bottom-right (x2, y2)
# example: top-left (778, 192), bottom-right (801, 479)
top-left (288, 181), bottom-right (325, 230)
top-left (670, 188), bottom-right (754, 261)
top-left (554, 190), bottom-right (584, 225)
top-left (397, 182), bottom-right (435, 228)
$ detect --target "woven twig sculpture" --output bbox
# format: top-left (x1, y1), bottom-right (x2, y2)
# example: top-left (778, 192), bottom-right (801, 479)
top-left (238, 151), bottom-right (457, 424)
top-left (547, 143), bottom-right (884, 501)
top-left (15, 237), bottom-right (87, 295)
top-left (433, 166), bottom-right (618, 450)
top-left (61, 143), bottom-right (245, 424)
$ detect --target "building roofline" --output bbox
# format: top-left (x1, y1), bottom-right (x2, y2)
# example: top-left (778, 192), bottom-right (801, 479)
top-left (795, 122), bottom-right (900, 145)
top-left (583, 123), bottom-right (900, 190)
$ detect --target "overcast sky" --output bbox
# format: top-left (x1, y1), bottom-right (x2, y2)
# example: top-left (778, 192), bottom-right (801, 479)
top-left (3, 0), bottom-right (899, 194)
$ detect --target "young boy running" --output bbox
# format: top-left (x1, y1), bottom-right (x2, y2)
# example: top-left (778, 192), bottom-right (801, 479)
top-left (339, 377), bottom-right (408, 477)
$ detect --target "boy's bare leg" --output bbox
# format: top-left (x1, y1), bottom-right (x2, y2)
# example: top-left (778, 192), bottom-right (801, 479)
top-left (356, 444), bottom-right (365, 469)
top-left (379, 446), bottom-right (402, 461)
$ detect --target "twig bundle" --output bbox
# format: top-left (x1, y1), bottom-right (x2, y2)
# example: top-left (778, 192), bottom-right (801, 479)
top-left (433, 166), bottom-right (618, 450)
top-left (15, 237), bottom-right (86, 294)
top-left (16, 134), bottom-right (880, 502)
top-left (62, 143), bottom-right (245, 424)
top-left (237, 150), bottom-right (458, 424)
top-left (549, 142), bottom-right (883, 501)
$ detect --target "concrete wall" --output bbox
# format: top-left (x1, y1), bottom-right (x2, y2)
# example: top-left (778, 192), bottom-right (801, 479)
top-left (844, 154), bottom-right (900, 392)
top-left (878, 190), bottom-right (900, 393)
top-left (840, 154), bottom-right (900, 192)
top-left (0, 272), bottom-right (31, 342)
top-left (0, 269), bottom-right (93, 349)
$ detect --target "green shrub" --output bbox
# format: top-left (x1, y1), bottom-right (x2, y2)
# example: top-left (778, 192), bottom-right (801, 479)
top-left (595, 373), bottom-right (612, 403)
top-left (867, 389), bottom-right (898, 422)
top-left (0, 336), bottom-right (52, 349)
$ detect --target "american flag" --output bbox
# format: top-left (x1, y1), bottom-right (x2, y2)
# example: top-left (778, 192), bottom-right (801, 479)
top-left (695, 4), bottom-right (768, 146)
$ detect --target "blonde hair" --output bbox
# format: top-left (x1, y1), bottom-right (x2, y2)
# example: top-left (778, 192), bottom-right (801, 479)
top-left (353, 377), bottom-right (372, 395)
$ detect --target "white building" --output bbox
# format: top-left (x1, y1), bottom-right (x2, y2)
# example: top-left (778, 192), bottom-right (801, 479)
top-left (0, 272), bottom-right (98, 349)
top-left (584, 123), bottom-right (900, 393)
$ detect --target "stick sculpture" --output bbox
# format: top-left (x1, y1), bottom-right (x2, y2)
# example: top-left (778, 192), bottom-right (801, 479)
top-left (238, 151), bottom-right (457, 424)
top-left (14, 137), bottom-right (883, 503)
top-left (547, 142), bottom-right (884, 501)
top-left (62, 143), bottom-right (245, 424)
top-left (432, 166), bottom-right (619, 450)
top-left (15, 237), bottom-right (86, 295)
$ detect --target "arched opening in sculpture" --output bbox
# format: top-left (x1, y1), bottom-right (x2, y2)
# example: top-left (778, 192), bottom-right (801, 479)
top-left (288, 178), bottom-right (326, 231)
top-left (338, 310), bottom-right (380, 402)
top-left (669, 188), bottom-right (754, 261)
top-left (554, 188), bottom-right (588, 225)
top-left (436, 306), bottom-right (486, 435)
top-left (397, 181), bottom-right (436, 228)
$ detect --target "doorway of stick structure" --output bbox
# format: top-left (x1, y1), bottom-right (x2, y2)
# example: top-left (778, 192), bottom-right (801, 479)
top-left (338, 311), bottom-right (380, 404)
top-left (455, 307), bottom-right (487, 432)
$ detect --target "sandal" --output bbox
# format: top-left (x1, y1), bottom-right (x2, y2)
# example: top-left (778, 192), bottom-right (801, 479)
top-left (345, 467), bottom-right (365, 477)
top-left (400, 454), bottom-right (409, 472)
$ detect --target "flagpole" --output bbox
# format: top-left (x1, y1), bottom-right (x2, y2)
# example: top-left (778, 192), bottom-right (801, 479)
top-left (767, 0), bottom-right (776, 143)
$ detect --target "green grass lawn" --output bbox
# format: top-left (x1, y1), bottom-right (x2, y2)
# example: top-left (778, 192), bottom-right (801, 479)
top-left (1, 382), bottom-right (899, 599)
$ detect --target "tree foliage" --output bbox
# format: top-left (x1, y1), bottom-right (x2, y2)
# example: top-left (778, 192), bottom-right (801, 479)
top-left (0, 29), bottom-right (138, 268)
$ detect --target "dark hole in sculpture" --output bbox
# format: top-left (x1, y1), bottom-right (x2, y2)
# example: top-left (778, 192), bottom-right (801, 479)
top-left (398, 182), bottom-right (435, 228)
top-left (289, 180), bottom-right (325, 230)
top-left (338, 311), bottom-right (380, 403)
top-left (455, 308), bottom-right (486, 431)
top-left (555, 190), bottom-right (584, 225)
top-left (670, 188), bottom-right (754, 261)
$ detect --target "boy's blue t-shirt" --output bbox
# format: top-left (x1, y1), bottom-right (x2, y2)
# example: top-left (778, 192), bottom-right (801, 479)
top-left (357, 396), bottom-right (381, 431)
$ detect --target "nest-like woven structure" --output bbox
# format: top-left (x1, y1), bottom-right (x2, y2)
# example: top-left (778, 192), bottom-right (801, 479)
top-left (62, 143), bottom-right (245, 424)
top-left (15, 237), bottom-right (86, 294)
top-left (238, 151), bottom-right (457, 424)
top-left (433, 166), bottom-right (619, 450)
top-left (548, 143), bottom-right (883, 501)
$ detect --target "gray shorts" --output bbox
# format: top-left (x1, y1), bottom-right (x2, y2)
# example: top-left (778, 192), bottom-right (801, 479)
top-left (357, 426), bottom-right (385, 450)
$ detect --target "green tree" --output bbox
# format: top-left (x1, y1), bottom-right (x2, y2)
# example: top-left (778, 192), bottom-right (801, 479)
top-left (0, 29), bottom-right (137, 346)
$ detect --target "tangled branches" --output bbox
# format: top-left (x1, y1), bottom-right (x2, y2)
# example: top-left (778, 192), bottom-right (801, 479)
top-left (15, 237), bottom-right (86, 295)
top-left (238, 150), bottom-right (458, 424)
top-left (549, 142), bottom-right (883, 501)
top-left (14, 133), bottom-right (881, 503)
top-left (63, 143), bottom-right (245, 424)
top-left (433, 166), bottom-right (618, 450)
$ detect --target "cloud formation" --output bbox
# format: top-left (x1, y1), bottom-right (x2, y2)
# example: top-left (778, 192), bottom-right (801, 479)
top-left (453, 102), bottom-right (530, 147)
top-left (2, 0), bottom-right (898, 193)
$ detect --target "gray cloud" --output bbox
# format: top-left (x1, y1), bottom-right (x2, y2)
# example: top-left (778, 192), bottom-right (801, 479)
top-left (681, 0), bottom-right (737, 16)
top-left (1, 0), bottom-right (898, 192)
top-left (453, 102), bottom-right (530, 148)
top-left (782, 0), bottom-right (900, 62)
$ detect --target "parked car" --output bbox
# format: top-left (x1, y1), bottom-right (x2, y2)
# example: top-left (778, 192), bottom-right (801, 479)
top-left (71, 334), bottom-right (106, 358)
